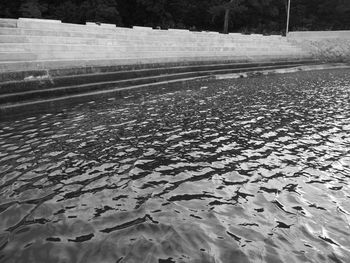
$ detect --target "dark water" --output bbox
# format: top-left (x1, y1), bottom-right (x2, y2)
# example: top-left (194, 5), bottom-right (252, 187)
top-left (0, 69), bottom-right (350, 263)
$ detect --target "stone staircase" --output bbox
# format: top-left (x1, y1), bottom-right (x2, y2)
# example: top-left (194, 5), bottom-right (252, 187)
top-left (0, 18), bottom-right (317, 118)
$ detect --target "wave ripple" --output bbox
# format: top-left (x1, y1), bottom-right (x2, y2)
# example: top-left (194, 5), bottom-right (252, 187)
top-left (1, 69), bottom-right (350, 263)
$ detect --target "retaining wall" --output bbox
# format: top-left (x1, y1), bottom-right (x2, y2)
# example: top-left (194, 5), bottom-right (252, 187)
top-left (288, 31), bottom-right (350, 61)
top-left (0, 18), bottom-right (312, 73)
top-left (288, 31), bottom-right (350, 40)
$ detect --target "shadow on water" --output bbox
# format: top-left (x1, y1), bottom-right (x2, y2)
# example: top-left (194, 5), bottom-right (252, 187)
top-left (0, 69), bottom-right (350, 263)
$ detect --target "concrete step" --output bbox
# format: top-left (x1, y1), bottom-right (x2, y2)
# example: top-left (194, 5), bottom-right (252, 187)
top-left (0, 35), bottom-right (27, 43)
top-left (0, 57), bottom-right (253, 74)
top-left (0, 45), bottom-right (26, 52)
top-left (11, 40), bottom-right (291, 53)
top-left (1, 19), bottom-right (288, 42)
top-left (0, 19), bottom-right (18, 28)
top-left (0, 42), bottom-right (264, 50)
top-left (0, 60), bottom-right (312, 94)
top-left (0, 28), bottom-right (21, 35)
top-left (16, 20), bottom-right (260, 40)
top-left (0, 72), bottom-right (208, 103)
top-left (0, 62), bottom-right (315, 119)
top-left (29, 51), bottom-right (304, 61)
top-left (0, 54), bottom-right (315, 77)
top-left (0, 27), bottom-right (290, 45)
top-left (0, 77), bottom-right (209, 119)
top-left (0, 46), bottom-right (306, 62)
top-left (0, 52), bottom-right (37, 61)
top-left (17, 19), bottom-right (121, 34)
top-left (0, 44), bottom-right (296, 55)
top-left (0, 35), bottom-right (296, 50)
top-left (16, 19), bottom-right (287, 41)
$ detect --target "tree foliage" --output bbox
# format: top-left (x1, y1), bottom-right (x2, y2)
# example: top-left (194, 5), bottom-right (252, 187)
top-left (19, 0), bottom-right (47, 18)
top-left (79, 0), bottom-right (122, 25)
top-left (0, 0), bottom-right (349, 34)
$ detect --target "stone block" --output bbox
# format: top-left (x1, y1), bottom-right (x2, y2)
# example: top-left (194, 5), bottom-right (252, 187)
top-left (18, 18), bottom-right (61, 24)
top-left (86, 22), bottom-right (114, 28)
top-left (167, 29), bottom-right (190, 33)
top-left (116, 27), bottom-right (133, 32)
top-left (0, 36), bottom-right (26, 43)
top-left (288, 31), bottom-right (350, 39)
top-left (0, 44), bottom-right (26, 52)
top-left (0, 28), bottom-right (21, 35)
top-left (0, 19), bottom-right (18, 28)
top-left (18, 19), bottom-right (117, 35)
top-left (17, 18), bottom-right (62, 30)
top-left (133, 26), bottom-right (153, 30)
top-left (86, 22), bottom-right (119, 30)
top-left (0, 52), bottom-right (37, 61)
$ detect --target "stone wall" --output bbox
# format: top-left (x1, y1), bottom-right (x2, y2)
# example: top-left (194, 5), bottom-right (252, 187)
top-left (0, 18), bottom-right (312, 73)
top-left (287, 31), bottom-right (350, 62)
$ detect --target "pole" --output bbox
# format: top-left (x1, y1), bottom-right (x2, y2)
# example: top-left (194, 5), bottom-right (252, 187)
top-left (286, 0), bottom-right (291, 35)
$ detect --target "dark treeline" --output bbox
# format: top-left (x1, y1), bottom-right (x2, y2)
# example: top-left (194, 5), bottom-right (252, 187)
top-left (1, 0), bottom-right (350, 34)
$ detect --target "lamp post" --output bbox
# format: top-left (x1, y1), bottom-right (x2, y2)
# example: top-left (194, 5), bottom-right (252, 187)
top-left (286, 0), bottom-right (291, 35)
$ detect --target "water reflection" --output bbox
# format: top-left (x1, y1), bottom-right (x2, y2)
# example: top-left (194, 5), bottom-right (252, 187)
top-left (0, 69), bottom-right (350, 263)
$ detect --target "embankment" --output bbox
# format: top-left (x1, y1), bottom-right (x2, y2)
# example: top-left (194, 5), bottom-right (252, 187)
top-left (288, 31), bottom-right (350, 62)
top-left (2, 18), bottom-right (349, 118)
top-left (0, 18), bottom-right (313, 74)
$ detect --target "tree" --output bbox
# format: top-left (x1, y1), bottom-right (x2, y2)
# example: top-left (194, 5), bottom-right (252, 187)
top-left (0, 0), bottom-right (19, 18)
top-left (79, 0), bottom-right (122, 25)
top-left (133, 0), bottom-right (173, 27)
top-left (245, 0), bottom-right (282, 33)
top-left (1, 0), bottom-right (350, 32)
top-left (210, 0), bottom-right (247, 33)
top-left (224, 0), bottom-right (234, 33)
top-left (19, 0), bottom-right (47, 18)
top-left (49, 1), bottom-right (80, 23)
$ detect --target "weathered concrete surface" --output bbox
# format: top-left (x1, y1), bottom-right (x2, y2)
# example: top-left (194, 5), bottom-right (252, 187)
top-left (288, 31), bottom-right (350, 39)
top-left (0, 61), bottom-right (319, 119)
top-left (288, 31), bottom-right (350, 62)
top-left (0, 18), bottom-right (312, 74)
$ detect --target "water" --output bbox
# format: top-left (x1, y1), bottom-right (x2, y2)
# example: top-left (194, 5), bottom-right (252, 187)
top-left (0, 69), bottom-right (350, 263)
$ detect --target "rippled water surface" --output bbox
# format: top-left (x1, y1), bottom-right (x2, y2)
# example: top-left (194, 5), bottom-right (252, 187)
top-left (1, 69), bottom-right (350, 263)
